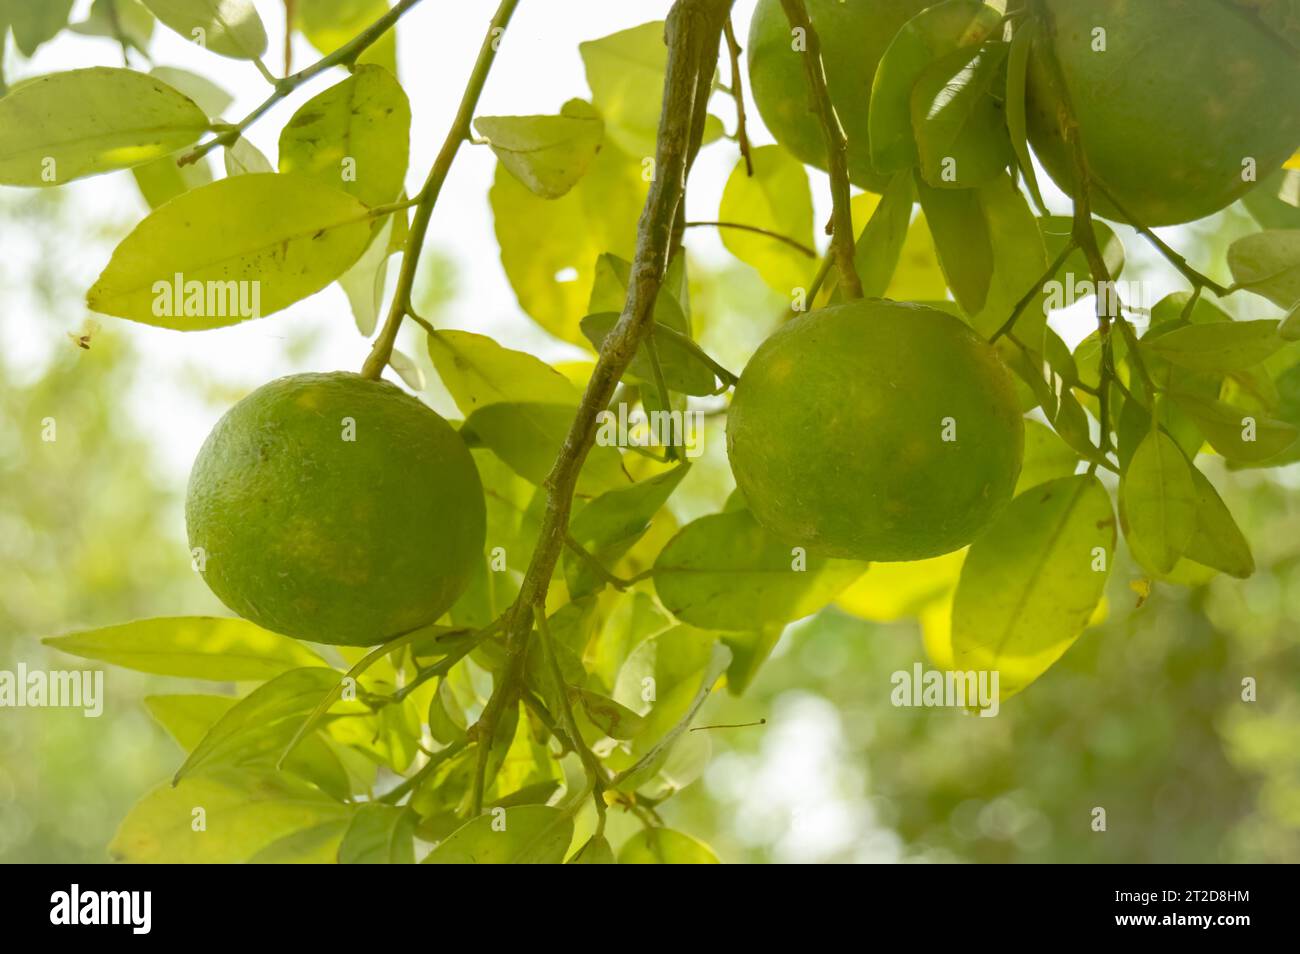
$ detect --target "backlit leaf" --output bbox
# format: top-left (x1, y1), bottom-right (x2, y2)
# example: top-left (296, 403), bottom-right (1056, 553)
top-left (142, 0), bottom-right (268, 60)
top-left (1121, 431), bottom-right (1198, 574)
top-left (1228, 230), bottom-right (1300, 307)
top-left (618, 827), bottom-right (719, 864)
top-left (717, 145), bottom-right (815, 296)
top-left (423, 805), bottom-right (572, 864)
top-left (43, 616), bottom-right (326, 680)
top-left (337, 804), bottom-right (416, 864)
top-left (910, 41), bottom-right (1012, 189)
top-left (0, 68), bottom-right (209, 186)
top-left (474, 99), bottom-right (604, 199)
top-left (88, 173), bottom-right (374, 327)
top-left (652, 510), bottom-right (867, 631)
top-left (952, 475), bottom-right (1115, 697)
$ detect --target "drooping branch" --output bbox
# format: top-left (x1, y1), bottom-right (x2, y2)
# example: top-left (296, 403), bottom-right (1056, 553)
top-left (180, 0), bottom-right (426, 166)
top-left (722, 17), bottom-right (754, 176)
top-left (779, 0), bottom-right (861, 299)
top-left (467, 0), bottom-right (735, 814)
top-left (361, 0), bottom-right (520, 380)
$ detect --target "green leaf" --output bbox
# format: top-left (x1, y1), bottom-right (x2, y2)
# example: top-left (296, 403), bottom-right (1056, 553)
top-left (428, 329), bottom-right (578, 416)
top-left (850, 171), bottom-right (914, 299)
top-left (224, 136), bottom-right (273, 176)
top-left (490, 138), bottom-right (647, 345)
top-left (338, 216), bottom-right (394, 336)
top-left (142, 0), bottom-right (268, 60)
top-left (43, 616), bottom-right (326, 680)
top-left (149, 66), bottom-right (233, 118)
top-left (1143, 320), bottom-right (1283, 372)
top-left (869, 0), bottom-right (1003, 174)
top-left (474, 99), bottom-right (604, 199)
top-left (565, 464), bottom-right (689, 599)
top-left (247, 820), bottom-right (349, 863)
top-left (71, 0), bottom-right (155, 53)
top-left (174, 668), bottom-right (342, 783)
top-left (721, 627), bottom-right (783, 696)
top-left (971, 173), bottom-right (1049, 340)
top-left (618, 827), bottom-right (719, 864)
top-left (278, 64), bottom-right (410, 209)
top-left (109, 770), bottom-right (350, 863)
top-left (132, 151), bottom-right (213, 209)
top-left (460, 402), bottom-right (627, 496)
top-left (87, 173), bottom-right (374, 327)
top-left (910, 41), bottom-right (1012, 189)
top-left (716, 145), bottom-right (815, 295)
top-left (1242, 167), bottom-right (1300, 230)
top-left (0, 68), bottom-right (210, 186)
top-left (1121, 431), bottom-right (1199, 574)
top-left (652, 510), bottom-right (867, 632)
top-left (296, 0), bottom-right (396, 75)
top-left (1005, 18), bottom-right (1045, 212)
top-left (6, 0), bottom-right (74, 56)
top-left (1016, 418), bottom-right (1079, 493)
top-left (952, 475), bottom-right (1115, 697)
top-left (579, 21), bottom-right (723, 159)
top-left (1165, 391), bottom-right (1299, 462)
top-left (569, 836), bottom-right (615, 864)
top-left (915, 174), bottom-right (991, 313)
top-left (1182, 467), bottom-right (1254, 579)
top-left (337, 804), bottom-right (416, 864)
top-left (579, 312), bottom-right (720, 396)
top-left (1228, 230), bottom-right (1300, 307)
top-left (571, 687), bottom-right (645, 740)
top-left (423, 805), bottom-right (573, 864)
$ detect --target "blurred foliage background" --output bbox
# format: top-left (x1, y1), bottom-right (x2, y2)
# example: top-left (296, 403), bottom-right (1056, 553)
top-left (3, 174), bottom-right (1298, 863)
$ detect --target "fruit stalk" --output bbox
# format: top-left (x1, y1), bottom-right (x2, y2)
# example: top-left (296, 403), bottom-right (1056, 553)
top-left (777, 0), bottom-right (861, 299)
top-left (361, 0), bottom-right (522, 381)
top-left (467, 0), bottom-right (735, 815)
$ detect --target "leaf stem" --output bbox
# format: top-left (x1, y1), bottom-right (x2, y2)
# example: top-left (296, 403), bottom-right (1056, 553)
top-left (778, 0), bottom-right (861, 299)
top-left (989, 240), bottom-right (1075, 343)
top-left (361, 0), bottom-right (520, 381)
top-left (466, 0), bottom-right (734, 817)
top-left (179, 0), bottom-right (425, 166)
top-left (683, 220), bottom-right (816, 257)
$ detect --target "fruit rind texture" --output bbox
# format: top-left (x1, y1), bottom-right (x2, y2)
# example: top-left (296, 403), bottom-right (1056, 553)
top-left (186, 372), bottom-right (486, 646)
top-left (727, 299), bottom-right (1024, 561)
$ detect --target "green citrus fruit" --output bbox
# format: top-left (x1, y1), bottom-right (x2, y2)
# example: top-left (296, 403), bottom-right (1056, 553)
top-left (1026, 0), bottom-right (1300, 226)
top-left (748, 0), bottom-right (931, 192)
top-left (727, 299), bottom-right (1023, 561)
top-left (186, 372), bottom-right (485, 645)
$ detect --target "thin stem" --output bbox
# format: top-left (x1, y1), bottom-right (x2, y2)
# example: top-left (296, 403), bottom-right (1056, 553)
top-left (536, 606), bottom-right (609, 834)
top-left (989, 240), bottom-right (1075, 342)
top-left (564, 533), bottom-right (634, 590)
top-left (283, 0), bottom-right (296, 75)
top-left (179, 0), bottom-right (424, 166)
top-left (778, 0), bottom-right (861, 299)
top-left (467, 0), bottom-right (734, 816)
top-left (684, 220), bottom-right (816, 257)
top-left (362, 0), bottom-right (520, 380)
top-left (721, 17), bottom-right (753, 176)
top-left (1090, 178), bottom-right (1231, 297)
top-left (377, 739), bottom-right (467, 805)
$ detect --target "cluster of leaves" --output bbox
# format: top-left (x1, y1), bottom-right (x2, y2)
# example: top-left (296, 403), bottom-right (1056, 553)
top-left (11, 0), bottom-right (1300, 863)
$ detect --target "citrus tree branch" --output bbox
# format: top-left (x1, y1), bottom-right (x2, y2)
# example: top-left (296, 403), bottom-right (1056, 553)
top-left (179, 0), bottom-right (425, 166)
top-left (361, 0), bottom-right (520, 380)
top-left (467, 0), bottom-right (734, 816)
top-left (778, 0), bottom-right (861, 299)
top-left (722, 17), bottom-right (754, 176)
